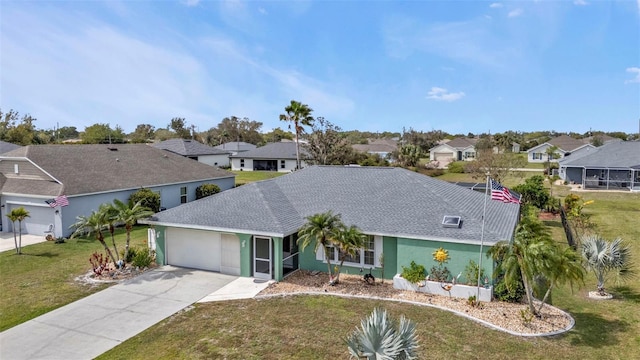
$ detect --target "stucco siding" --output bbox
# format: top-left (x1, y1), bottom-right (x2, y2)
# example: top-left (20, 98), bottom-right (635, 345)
top-left (198, 154), bottom-right (230, 167)
top-left (396, 237), bottom-right (493, 284)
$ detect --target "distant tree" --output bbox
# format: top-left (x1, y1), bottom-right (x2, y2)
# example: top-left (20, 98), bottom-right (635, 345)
top-left (304, 117), bottom-right (356, 165)
top-left (474, 137), bottom-right (494, 152)
top-left (280, 100), bottom-right (314, 170)
top-left (607, 132), bottom-right (629, 141)
top-left (57, 126), bottom-right (79, 141)
top-left (202, 116), bottom-right (264, 146)
top-left (512, 175), bottom-right (550, 209)
top-left (544, 145), bottom-right (560, 175)
top-left (6, 207), bottom-right (30, 254)
top-left (465, 150), bottom-right (526, 184)
top-left (170, 117), bottom-right (191, 139)
top-left (130, 124), bottom-right (156, 143)
top-left (262, 127), bottom-right (294, 144)
top-left (81, 123), bottom-right (125, 144)
top-left (0, 109), bottom-right (38, 145)
top-left (154, 128), bottom-right (176, 141)
top-left (401, 127), bottom-right (444, 154)
top-left (129, 188), bottom-right (161, 213)
top-left (395, 144), bottom-right (422, 168)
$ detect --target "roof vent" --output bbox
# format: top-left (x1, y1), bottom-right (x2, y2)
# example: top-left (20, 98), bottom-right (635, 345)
top-left (442, 216), bottom-right (461, 228)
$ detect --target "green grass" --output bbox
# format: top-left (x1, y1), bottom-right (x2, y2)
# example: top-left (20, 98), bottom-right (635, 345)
top-left (0, 226), bottom-right (149, 331)
top-left (231, 170), bottom-right (287, 186)
top-left (98, 189), bottom-right (640, 359)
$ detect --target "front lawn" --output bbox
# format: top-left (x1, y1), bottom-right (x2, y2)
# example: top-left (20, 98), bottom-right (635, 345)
top-left (0, 226), bottom-right (148, 331)
top-left (232, 170), bottom-right (287, 186)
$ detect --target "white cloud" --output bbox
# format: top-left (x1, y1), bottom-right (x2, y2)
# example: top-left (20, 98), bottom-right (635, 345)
top-left (183, 0), bottom-right (200, 7)
top-left (508, 9), bottom-right (523, 18)
top-left (573, 0), bottom-right (588, 5)
top-left (258, 7), bottom-right (268, 15)
top-left (489, 3), bottom-right (503, 8)
top-left (625, 67), bottom-right (640, 83)
top-left (426, 87), bottom-right (465, 102)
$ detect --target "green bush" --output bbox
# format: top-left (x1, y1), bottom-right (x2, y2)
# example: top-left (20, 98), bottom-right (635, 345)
top-left (129, 188), bottom-right (160, 213)
top-left (463, 259), bottom-right (486, 285)
top-left (121, 247), bottom-right (139, 263)
top-left (493, 276), bottom-right (525, 303)
top-left (132, 249), bottom-right (154, 268)
top-left (447, 161), bottom-right (466, 173)
top-left (195, 183), bottom-right (221, 200)
top-left (401, 261), bottom-right (426, 284)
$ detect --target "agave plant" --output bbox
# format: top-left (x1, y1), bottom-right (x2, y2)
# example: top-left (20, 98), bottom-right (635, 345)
top-left (581, 235), bottom-right (633, 296)
top-left (345, 308), bottom-right (419, 360)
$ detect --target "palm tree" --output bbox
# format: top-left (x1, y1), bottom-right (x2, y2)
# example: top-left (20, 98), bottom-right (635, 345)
top-left (346, 307), bottom-right (419, 360)
top-left (581, 235), bottom-right (633, 296)
top-left (489, 217), bottom-right (571, 316)
top-left (70, 210), bottom-right (116, 263)
top-left (297, 211), bottom-right (343, 284)
top-left (536, 246), bottom-right (584, 312)
top-left (334, 225), bottom-right (366, 284)
top-left (6, 207), bottom-right (30, 254)
top-left (100, 203), bottom-right (120, 263)
top-left (280, 100), bottom-right (314, 170)
top-left (112, 199), bottom-right (153, 262)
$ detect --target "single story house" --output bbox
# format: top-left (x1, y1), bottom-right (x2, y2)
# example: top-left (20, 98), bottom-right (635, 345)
top-left (527, 135), bottom-right (594, 163)
top-left (352, 139), bottom-right (398, 160)
top-left (429, 137), bottom-right (478, 164)
top-left (229, 141), bottom-right (308, 172)
top-left (559, 141), bottom-right (640, 191)
top-left (213, 141), bottom-right (257, 156)
top-left (0, 144), bottom-right (235, 238)
top-left (153, 138), bottom-right (232, 167)
top-left (143, 166), bottom-right (520, 283)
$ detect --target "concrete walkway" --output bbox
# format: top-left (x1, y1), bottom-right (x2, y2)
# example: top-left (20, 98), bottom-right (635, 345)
top-left (0, 232), bottom-right (46, 253)
top-left (0, 266), bottom-right (269, 360)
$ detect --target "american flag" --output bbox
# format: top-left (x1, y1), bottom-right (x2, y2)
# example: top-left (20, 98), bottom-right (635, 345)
top-left (45, 195), bottom-right (69, 208)
top-left (490, 178), bottom-right (520, 204)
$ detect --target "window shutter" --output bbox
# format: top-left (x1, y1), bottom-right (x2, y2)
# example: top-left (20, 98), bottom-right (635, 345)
top-left (374, 235), bottom-right (383, 267)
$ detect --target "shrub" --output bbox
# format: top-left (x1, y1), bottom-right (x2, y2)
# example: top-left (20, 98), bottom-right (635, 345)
top-left (463, 259), bottom-right (486, 285)
top-left (89, 252), bottom-right (109, 276)
top-left (493, 276), bottom-right (525, 303)
top-left (447, 161), bottom-right (466, 173)
top-left (195, 183), bottom-right (221, 199)
top-left (132, 249), bottom-right (154, 268)
top-left (422, 169), bottom-right (444, 177)
top-left (121, 247), bottom-right (139, 263)
top-left (54, 237), bottom-right (65, 244)
top-left (401, 261), bottom-right (426, 284)
top-left (129, 188), bottom-right (160, 213)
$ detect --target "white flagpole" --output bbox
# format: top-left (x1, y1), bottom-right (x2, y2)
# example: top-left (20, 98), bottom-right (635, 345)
top-left (477, 172), bottom-right (490, 301)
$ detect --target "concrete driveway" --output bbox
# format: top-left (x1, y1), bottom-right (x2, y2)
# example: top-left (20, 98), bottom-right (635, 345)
top-left (0, 266), bottom-right (238, 360)
top-left (0, 232), bottom-right (46, 253)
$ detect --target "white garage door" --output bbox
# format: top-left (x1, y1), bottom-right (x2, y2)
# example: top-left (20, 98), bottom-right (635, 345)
top-left (7, 205), bottom-right (54, 235)
top-left (221, 234), bottom-right (241, 275)
top-left (166, 228), bottom-right (221, 271)
top-left (434, 152), bottom-right (453, 161)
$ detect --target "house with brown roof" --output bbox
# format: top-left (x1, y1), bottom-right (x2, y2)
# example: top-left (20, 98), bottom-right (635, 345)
top-left (352, 138), bottom-right (398, 160)
top-left (0, 144), bottom-right (235, 238)
top-left (527, 135), bottom-right (595, 163)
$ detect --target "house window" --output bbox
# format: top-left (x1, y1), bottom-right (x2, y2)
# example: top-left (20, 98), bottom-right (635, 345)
top-left (464, 151), bottom-right (475, 159)
top-left (533, 153), bottom-right (544, 160)
top-left (281, 160), bottom-right (286, 169)
top-left (240, 159), bottom-right (245, 168)
top-left (320, 235), bottom-right (378, 267)
top-left (180, 186), bottom-right (187, 204)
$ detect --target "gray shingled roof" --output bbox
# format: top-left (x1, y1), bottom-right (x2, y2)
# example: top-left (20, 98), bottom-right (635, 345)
top-left (148, 166), bottom-right (519, 245)
top-left (153, 139), bottom-right (230, 156)
top-left (229, 142), bottom-right (308, 159)
top-left (445, 137), bottom-right (478, 150)
top-left (0, 144), bottom-right (234, 196)
top-left (213, 142), bottom-right (256, 152)
top-left (561, 141), bottom-right (640, 168)
top-left (0, 141), bottom-right (22, 155)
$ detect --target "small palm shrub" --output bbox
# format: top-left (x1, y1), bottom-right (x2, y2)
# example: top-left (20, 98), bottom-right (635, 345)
top-left (345, 308), bottom-right (419, 360)
top-left (581, 235), bottom-right (633, 295)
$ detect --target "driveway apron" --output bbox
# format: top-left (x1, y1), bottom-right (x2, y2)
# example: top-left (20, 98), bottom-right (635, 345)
top-left (0, 266), bottom-right (237, 360)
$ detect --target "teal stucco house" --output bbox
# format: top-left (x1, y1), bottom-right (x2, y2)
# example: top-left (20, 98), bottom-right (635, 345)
top-left (143, 166), bottom-right (520, 283)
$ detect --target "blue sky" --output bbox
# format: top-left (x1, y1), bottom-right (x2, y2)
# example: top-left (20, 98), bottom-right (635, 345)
top-left (1, 0), bottom-right (639, 136)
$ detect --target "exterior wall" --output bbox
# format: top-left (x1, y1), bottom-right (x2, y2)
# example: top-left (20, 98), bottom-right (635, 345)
top-left (198, 154), bottom-right (230, 167)
top-left (564, 167), bottom-right (584, 184)
top-left (461, 147), bottom-right (476, 161)
top-left (528, 144), bottom-right (565, 163)
top-left (1, 195), bottom-right (61, 235)
top-left (396, 237), bottom-right (493, 284)
top-left (429, 145), bottom-right (455, 161)
top-left (231, 158), bottom-right (254, 171)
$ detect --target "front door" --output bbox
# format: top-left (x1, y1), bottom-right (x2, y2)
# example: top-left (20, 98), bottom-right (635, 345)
top-left (254, 236), bottom-right (272, 280)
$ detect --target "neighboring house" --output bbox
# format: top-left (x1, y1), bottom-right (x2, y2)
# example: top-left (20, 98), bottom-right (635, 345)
top-left (153, 138), bottom-right (231, 167)
top-left (229, 142), bottom-right (308, 172)
top-left (527, 135), bottom-right (594, 163)
top-left (559, 141), bottom-right (640, 191)
top-left (429, 137), bottom-right (478, 165)
top-left (143, 166), bottom-right (520, 282)
top-left (352, 139), bottom-right (398, 160)
top-left (213, 141), bottom-right (257, 156)
top-left (0, 141), bottom-right (21, 155)
top-left (0, 144), bottom-right (235, 238)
